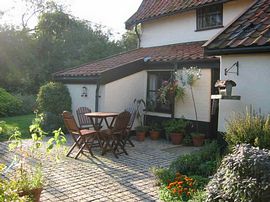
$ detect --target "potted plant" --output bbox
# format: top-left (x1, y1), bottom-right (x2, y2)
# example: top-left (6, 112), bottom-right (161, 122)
top-left (5, 113), bottom-right (66, 201)
top-left (163, 118), bottom-right (187, 145)
top-left (149, 123), bottom-right (161, 140)
top-left (158, 79), bottom-right (185, 104)
top-left (134, 98), bottom-right (148, 141)
top-left (135, 125), bottom-right (148, 141)
top-left (191, 132), bottom-right (205, 146)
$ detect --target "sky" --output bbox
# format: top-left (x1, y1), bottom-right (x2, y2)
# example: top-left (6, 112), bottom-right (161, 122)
top-left (0, 0), bottom-right (142, 37)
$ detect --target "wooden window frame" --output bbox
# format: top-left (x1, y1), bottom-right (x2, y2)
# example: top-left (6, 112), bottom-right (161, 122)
top-left (196, 4), bottom-right (223, 31)
top-left (146, 71), bottom-right (173, 114)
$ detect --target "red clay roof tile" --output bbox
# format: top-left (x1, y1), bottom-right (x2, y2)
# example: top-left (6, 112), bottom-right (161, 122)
top-left (125, 0), bottom-right (234, 29)
top-left (54, 41), bottom-right (216, 78)
top-left (205, 0), bottom-right (270, 53)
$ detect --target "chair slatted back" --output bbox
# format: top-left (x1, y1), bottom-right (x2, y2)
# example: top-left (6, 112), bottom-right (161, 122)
top-left (125, 107), bottom-right (137, 130)
top-left (63, 111), bottom-right (80, 135)
top-left (112, 111), bottom-right (131, 133)
top-left (76, 107), bottom-right (92, 128)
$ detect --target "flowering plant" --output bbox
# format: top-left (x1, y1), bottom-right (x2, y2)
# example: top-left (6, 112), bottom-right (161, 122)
top-left (166, 173), bottom-right (195, 201)
top-left (158, 80), bottom-right (185, 104)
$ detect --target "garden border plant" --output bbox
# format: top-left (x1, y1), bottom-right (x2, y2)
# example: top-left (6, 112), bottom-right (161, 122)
top-left (2, 113), bottom-right (67, 201)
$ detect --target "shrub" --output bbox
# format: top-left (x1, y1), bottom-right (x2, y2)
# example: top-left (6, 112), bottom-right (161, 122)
top-left (0, 88), bottom-right (22, 117)
top-left (0, 121), bottom-right (17, 142)
top-left (169, 141), bottom-right (221, 177)
top-left (226, 109), bottom-right (270, 149)
top-left (36, 82), bottom-right (71, 132)
top-left (36, 82), bottom-right (71, 115)
top-left (206, 144), bottom-right (270, 202)
top-left (41, 111), bottom-right (65, 134)
top-left (14, 94), bottom-right (36, 115)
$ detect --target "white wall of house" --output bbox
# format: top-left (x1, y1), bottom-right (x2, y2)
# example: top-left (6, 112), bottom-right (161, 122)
top-left (65, 84), bottom-right (96, 122)
top-left (175, 68), bottom-right (212, 122)
top-left (218, 53), bottom-right (270, 132)
top-left (140, 0), bottom-right (253, 47)
top-left (100, 70), bottom-right (148, 128)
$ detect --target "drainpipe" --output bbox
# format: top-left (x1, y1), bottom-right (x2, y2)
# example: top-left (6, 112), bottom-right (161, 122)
top-left (135, 24), bottom-right (141, 48)
top-left (171, 62), bottom-right (178, 118)
top-left (95, 77), bottom-right (101, 112)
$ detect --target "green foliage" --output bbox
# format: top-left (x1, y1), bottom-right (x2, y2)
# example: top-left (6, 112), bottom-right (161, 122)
top-left (0, 121), bottom-right (17, 142)
top-left (206, 144), bottom-right (270, 202)
top-left (226, 109), bottom-right (270, 149)
top-left (0, 164), bottom-right (28, 201)
top-left (163, 118), bottom-right (188, 134)
top-left (5, 113), bottom-right (67, 197)
top-left (14, 94), bottom-right (36, 115)
top-left (120, 30), bottom-right (138, 51)
top-left (189, 190), bottom-right (207, 202)
top-left (0, 1), bottom-right (134, 94)
top-left (169, 141), bottom-right (220, 177)
top-left (0, 88), bottom-right (22, 117)
top-left (189, 175), bottom-right (209, 190)
top-left (37, 82), bottom-right (71, 115)
top-left (1, 114), bottom-right (35, 141)
top-left (37, 82), bottom-right (71, 132)
top-left (151, 167), bottom-right (175, 185)
top-left (182, 133), bottom-right (193, 146)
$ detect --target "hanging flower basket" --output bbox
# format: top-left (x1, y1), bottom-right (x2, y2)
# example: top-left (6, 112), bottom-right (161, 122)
top-left (158, 80), bottom-right (185, 104)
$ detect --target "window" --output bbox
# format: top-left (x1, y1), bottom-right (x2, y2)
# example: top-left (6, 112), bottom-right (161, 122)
top-left (147, 71), bottom-right (172, 113)
top-left (197, 4), bottom-right (223, 30)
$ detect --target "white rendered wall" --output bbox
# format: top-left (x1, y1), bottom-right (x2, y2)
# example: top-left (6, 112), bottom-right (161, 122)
top-left (140, 0), bottom-right (253, 47)
top-left (175, 68), bottom-right (212, 122)
top-left (65, 84), bottom-right (96, 122)
top-left (218, 54), bottom-right (270, 132)
top-left (100, 71), bottom-right (148, 128)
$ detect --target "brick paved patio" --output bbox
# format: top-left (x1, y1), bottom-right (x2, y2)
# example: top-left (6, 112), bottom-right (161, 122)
top-left (0, 136), bottom-right (199, 202)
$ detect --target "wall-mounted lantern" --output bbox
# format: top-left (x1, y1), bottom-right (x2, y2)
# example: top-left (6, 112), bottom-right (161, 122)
top-left (81, 86), bottom-right (88, 97)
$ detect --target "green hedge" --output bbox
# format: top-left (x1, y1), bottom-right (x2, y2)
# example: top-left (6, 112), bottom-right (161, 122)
top-left (0, 88), bottom-right (22, 117)
top-left (36, 82), bottom-right (71, 132)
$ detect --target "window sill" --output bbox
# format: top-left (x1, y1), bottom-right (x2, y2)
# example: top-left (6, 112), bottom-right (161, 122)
top-left (195, 25), bottom-right (224, 32)
top-left (145, 111), bottom-right (172, 118)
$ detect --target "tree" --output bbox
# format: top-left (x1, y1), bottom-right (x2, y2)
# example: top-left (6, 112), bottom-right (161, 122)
top-left (120, 30), bottom-right (138, 51)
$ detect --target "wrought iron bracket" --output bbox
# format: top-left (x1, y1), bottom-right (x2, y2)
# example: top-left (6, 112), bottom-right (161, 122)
top-left (225, 61), bottom-right (239, 76)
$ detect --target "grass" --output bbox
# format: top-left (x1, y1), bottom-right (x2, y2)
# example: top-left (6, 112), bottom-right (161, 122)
top-left (0, 114), bottom-right (35, 141)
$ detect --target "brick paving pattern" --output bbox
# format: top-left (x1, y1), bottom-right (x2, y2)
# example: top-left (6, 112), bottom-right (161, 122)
top-left (0, 137), bottom-right (199, 201)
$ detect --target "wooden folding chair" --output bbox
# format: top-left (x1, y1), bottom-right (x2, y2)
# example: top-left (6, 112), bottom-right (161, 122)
top-left (123, 107), bottom-right (137, 147)
top-left (100, 111), bottom-right (131, 158)
top-left (62, 111), bottom-right (98, 159)
top-left (76, 107), bottom-right (93, 129)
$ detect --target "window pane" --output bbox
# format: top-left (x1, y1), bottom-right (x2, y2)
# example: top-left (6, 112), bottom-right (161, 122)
top-left (147, 72), bottom-right (172, 113)
top-left (197, 4), bottom-right (222, 30)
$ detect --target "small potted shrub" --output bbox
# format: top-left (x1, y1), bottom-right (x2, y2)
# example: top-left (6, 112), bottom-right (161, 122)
top-left (164, 119), bottom-right (187, 145)
top-left (15, 167), bottom-right (43, 202)
top-left (149, 123), bottom-right (161, 140)
top-left (191, 132), bottom-right (205, 146)
top-left (6, 113), bottom-right (66, 201)
top-left (135, 125), bottom-right (148, 141)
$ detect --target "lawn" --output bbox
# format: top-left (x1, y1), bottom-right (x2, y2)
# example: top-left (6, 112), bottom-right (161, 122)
top-left (0, 114), bottom-right (35, 141)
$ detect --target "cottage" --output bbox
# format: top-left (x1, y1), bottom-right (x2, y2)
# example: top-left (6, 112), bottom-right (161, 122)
top-left (54, 0), bottom-right (254, 136)
top-left (204, 0), bottom-right (270, 132)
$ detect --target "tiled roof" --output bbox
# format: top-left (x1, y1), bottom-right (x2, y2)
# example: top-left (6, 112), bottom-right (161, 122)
top-left (204, 0), bottom-right (270, 53)
top-left (54, 41), bottom-right (216, 78)
top-left (126, 0), bottom-right (233, 29)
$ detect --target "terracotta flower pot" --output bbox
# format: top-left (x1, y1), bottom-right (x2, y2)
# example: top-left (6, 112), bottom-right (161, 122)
top-left (136, 131), bottom-right (146, 141)
top-left (192, 135), bottom-right (205, 146)
top-left (19, 188), bottom-right (43, 202)
top-left (170, 133), bottom-right (184, 145)
top-left (150, 131), bottom-right (160, 140)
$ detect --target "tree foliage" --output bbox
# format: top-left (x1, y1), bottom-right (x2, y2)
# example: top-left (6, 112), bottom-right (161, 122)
top-left (0, 0), bottom-right (137, 94)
